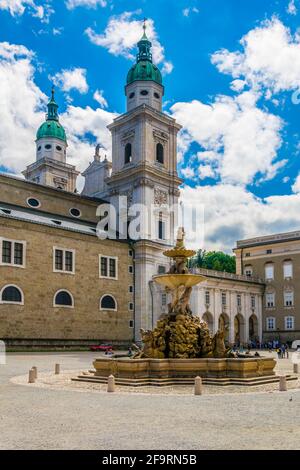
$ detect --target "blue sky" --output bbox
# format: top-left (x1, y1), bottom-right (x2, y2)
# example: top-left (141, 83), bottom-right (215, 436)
top-left (1, 0), bottom-right (300, 250)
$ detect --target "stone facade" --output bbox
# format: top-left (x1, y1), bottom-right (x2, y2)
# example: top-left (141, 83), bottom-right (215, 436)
top-left (234, 231), bottom-right (300, 343)
top-left (0, 176), bottom-right (133, 346)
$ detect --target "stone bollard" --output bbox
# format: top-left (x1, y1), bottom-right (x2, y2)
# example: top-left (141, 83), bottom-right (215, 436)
top-left (32, 366), bottom-right (37, 380)
top-left (194, 376), bottom-right (202, 395)
top-left (293, 363), bottom-right (299, 374)
top-left (28, 368), bottom-right (36, 383)
top-left (279, 375), bottom-right (287, 392)
top-left (107, 374), bottom-right (115, 393)
top-left (55, 363), bottom-right (60, 375)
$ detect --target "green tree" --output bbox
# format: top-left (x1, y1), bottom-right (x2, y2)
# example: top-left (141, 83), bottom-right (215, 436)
top-left (189, 250), bottom-right (236, 273)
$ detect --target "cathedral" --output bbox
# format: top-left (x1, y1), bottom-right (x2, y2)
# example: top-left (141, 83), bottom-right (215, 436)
top-left (0, 28), bottom-right (265, 348)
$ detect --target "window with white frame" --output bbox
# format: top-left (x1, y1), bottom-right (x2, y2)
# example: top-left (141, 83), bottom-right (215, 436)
top-left (284, 290), bottom-right (294, 307)
top-left (99, 255), bottom-right (118, 279)
top-left (53, 290), bottom-right (74, 308)
top-left (0, 285), bottom-right (24, 305)
top-left (266, 292), bottom-right (275, 308)
top-left (266, 317), bottom-right (276, 330)
top-left (285, 316), bottom-right (294, 330)
top-left (283, 261), bottom-right (293, 279)
top-left (205, 291), bottom-right (210, 305)
top-left (53, 248), bottom-right (75, 274)
top-left (162, 293), bottom-right (167, 306)
top-left (0, 238), bottom-right (26, 267)
top-left (251, 295), bottom-right (255, 309)
top-left (265, 263), bottom-right (274, 280)
top-left (237, 294), bottom-right (241, 308)
top-left (221, 292), bottom-right (227, 306)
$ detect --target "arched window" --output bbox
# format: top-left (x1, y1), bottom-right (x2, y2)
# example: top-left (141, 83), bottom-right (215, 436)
top-left (156, 143), bottom-right (164, 164)
top-left (54, 290), bottom-right (74, 308)
top-left (124, 143), bottom-right (132, 164)
top-left (100, 295), bottom-right (117, 311)
top-left (0, 285), bottom-right (23, 304)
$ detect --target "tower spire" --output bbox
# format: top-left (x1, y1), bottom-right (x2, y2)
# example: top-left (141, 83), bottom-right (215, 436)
top-left (47, 86), bottom-right (59, 121)
top-left (137, 18), bottom-right (152, 62)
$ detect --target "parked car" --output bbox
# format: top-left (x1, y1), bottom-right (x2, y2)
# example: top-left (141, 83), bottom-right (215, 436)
top-left (89, 343), bottom-right (113, 352)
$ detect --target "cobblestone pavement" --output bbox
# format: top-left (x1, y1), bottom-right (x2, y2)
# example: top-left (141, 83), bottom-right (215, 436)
top-left (0, 351), bottom-right (300, 450)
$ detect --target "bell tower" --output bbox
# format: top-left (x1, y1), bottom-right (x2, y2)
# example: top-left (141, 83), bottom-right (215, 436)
top-left (82, 22), bottom-right (182, 338)
top-left (23, 88), bottom-right (79, 192)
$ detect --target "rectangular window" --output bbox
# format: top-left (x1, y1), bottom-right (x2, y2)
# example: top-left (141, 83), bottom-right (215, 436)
top-left (221, 292), bottom-right (227, 306)
top-left (129, 320), bottom-right (134, 328)
top-left (128, 249), bottom-right (133, 257)
top-left (285, 316), bottom-right (294, 330)
top-left (205, 291), bottom-right (210, 305)
top-left (109, 258), bottom-right (116, 278)
top-left (129, 302), bottom-right (134, 311)
top-left (99, 255), bottom-right (118, 279)
top-left (0, 238), bottom-right (25, 267)
top-left (283, 262), bottom-right (293, 279)
top-left (129, 285), bottom-right (133, 293)
top-left (266, 293), bottom-right (275, 308)
top-left (237, 294), bottom-right (241, 308)
top-left (265, 264), bottom-right (274, 280)
top-left (158, 220), bottom-right (165, 240)
top-left (266, 317), bottom-right (275, 331)
top-left (65, 251), bottom-right (73, 272)
top-left (251, 295), bottom-right (255, 309)
top-left (54, 248), bottom-right (75, 274)
top-left (128, 265), bottom-right (133, 274)
top-left (244, 268), bottom-right (252, 278)
top-left (158, 265), bottom-right (166, 274)
top-left (162, 293), bottom-right (167, 306)
top-left (266, 249), bottom-right (272, 254)
top-left (284, 291), bottom-right (294, 307)
top-left (2, 240), bottom-right (11, 264)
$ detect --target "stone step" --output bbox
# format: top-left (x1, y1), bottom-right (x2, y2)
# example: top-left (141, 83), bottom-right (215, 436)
top-left (72, 374), bottom-right (297, 387)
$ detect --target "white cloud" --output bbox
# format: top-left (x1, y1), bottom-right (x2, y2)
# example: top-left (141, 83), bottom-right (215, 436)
top-left (93, 89), bottom-right (108, 108)
top-left (292, 173), bottom-right (300, 192)
top-left (51, 68), bottom-right (89, 94)
top-left (181, 184), bottom-right (300, 251)
top-left (182, 7), bottom-right (199, 17)
top-left (0, 0), bottom-right (53, 22)
top-left (171, 91), bottom-right (283, 186)
top-left (85, 11), bottom-right (173, 75)
top-left (230, 79), bottom-right (246, 92)
top-left (212, 17), bottom-right (300, 96)
top-left (180, 166), bottom-right (195, 179)
top-left (198, 164), bottom-right (217, 180)
top-left (287, 0), bottom-right (297, 15)
top-left (65, 0), bottom-right (106, 8)
top-left (0, 41), bottom-right (115, 187)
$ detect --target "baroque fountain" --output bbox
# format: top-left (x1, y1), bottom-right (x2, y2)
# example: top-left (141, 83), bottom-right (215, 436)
top-left (76, 229), bottom-right (280, 386)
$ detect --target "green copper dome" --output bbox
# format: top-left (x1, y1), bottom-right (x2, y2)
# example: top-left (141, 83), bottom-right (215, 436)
top-left (126, 25), bottom-right (162, 86)
top-left (36, 88), bottom-right (67, 143)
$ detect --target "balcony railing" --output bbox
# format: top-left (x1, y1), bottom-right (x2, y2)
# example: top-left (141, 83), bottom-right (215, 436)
top-left (190, 267), bottom-right (263, 284)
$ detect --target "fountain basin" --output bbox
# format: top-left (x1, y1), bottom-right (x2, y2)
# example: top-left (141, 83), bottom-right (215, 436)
top-left (153, 273), bottom-right (206, 289)
top-left (84, 356), bottom-right (288, 387)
